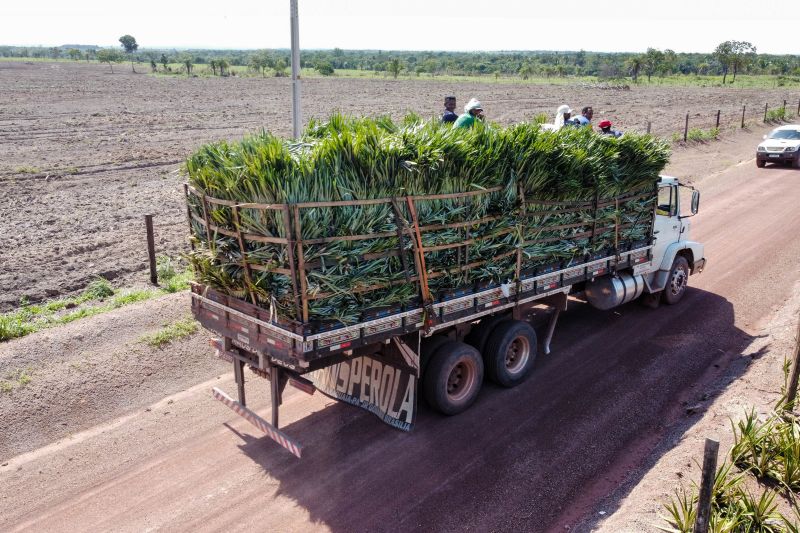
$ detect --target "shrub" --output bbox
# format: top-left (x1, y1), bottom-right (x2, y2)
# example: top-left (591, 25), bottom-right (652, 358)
top-left (766, 107), bottom-right (788, 123)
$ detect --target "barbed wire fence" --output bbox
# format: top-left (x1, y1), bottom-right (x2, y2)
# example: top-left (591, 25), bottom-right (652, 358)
top-left (639, 98), bottom-right (800, 141)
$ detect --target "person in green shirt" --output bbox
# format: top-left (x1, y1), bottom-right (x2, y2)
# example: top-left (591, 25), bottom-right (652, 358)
top-left (454, 98), bottom-right (484, 128)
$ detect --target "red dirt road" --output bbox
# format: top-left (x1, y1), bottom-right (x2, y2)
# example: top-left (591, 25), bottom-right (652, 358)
top-left (2, 158), bottom-right (800, 531)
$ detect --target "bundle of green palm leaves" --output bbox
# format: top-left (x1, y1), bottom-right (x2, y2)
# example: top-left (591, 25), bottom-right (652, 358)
top-left (185, 114), bottom-right (669, 327)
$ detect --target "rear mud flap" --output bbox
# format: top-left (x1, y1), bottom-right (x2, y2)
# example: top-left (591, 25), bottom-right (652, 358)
top-left (305, 336), bottom-right (420, 431)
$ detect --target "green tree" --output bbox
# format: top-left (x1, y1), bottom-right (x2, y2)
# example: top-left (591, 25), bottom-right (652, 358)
top-left (625, 55), bottom-right (643, 83)
top-left (49, 47), bottom-right (61, 59)
top-left (160, 53), bottom-right (169, 71)
top-left (67, 48), bottom-right (81, 61)
top-left (388, 58), bottom-right (402, 79)
top-left (273, 58), bottom-right (287, 77)
top-left (96, 48), bottom-right (124, 73)
top-left (730, 41), bottom-right (757, 82)
top-left (217, 58), bottom-right (229, 76)
top-left (249, 51), bottom-right (271, 76)
top-left (178, 53), bottom-right (193, 76)
top-left (118, 35), bottom-right (138, 72)
top-left (643, 48), bottom-right (664, 82)
top-left (713, 41), bottom-right (734, 84)
top-left (316, 60), bottom-right (334, 75)
top-left (660, 49), bottom-right (677, 77)
top-left (518, 63), bottom-right (532, 80)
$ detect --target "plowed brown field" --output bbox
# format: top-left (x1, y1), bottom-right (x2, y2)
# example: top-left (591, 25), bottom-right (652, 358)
top-left (1, 60), bottom-right (795, 310)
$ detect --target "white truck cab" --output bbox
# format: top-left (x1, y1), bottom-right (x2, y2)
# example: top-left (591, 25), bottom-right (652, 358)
top-left (585, 176), bottom-right (705, 309)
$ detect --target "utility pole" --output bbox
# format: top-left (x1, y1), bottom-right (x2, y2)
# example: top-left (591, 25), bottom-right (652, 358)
top-left (290, 0), bottom-right (302, 139)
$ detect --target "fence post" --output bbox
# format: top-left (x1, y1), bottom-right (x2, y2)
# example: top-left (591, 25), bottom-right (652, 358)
top-left (715, 110), bottom-right (720, 129)
top-left (741, 105), bottom-right (746, 128)
top-left (764, 103), bottom-right (768, 122)
top-left (693, 438), bottom-right (720, 533)
top-left (785, 314), bottom-right (800, 410)
top-left (784, 99), bottom-right (788, 112)
top-left (684, 112), bottom-right (689, 142)
top-left (646, 121), bottom-right (652, 134)
top-left (797, 99), bottom-right (800, 116)
top-left (145, 214), bottom-right (158, 285)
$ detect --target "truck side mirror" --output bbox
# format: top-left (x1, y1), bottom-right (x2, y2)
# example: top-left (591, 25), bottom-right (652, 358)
top-left (763, 134), bottom-right (767, 140)
top-left (691, 190), bottom-right (700, 215)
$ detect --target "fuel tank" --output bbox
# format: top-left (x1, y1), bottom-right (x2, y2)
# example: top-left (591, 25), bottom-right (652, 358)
top-left (585, 272), bottom-right (645, 310)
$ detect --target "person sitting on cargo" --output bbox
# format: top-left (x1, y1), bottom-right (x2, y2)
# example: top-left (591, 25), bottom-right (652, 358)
top-left (598, 120), bottom-right (622, 137)
top-left (454, 98), bottom-right (484, 129)
top-left (574, 106), bottom-right (594, 127)
top-left (442, 96), bottom-right (458, 124)
top-left (540, 104), bottom-right (574, 131)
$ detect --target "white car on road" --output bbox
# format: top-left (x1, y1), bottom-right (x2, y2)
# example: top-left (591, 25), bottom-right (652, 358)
top-left (757, 124), bottom-right (800, 168)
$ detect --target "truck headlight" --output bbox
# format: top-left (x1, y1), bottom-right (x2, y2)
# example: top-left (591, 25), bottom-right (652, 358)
top-left (785, 146), bottom-right (799, 152)
top-left (757, 146), bottom-right (766, 152)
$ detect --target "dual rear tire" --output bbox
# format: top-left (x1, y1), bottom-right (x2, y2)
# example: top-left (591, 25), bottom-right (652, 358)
top-left (423, 320), bottom-right (537, 415)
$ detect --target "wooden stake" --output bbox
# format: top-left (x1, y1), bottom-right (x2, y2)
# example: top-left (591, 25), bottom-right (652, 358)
top-left (646, 121), bottom-right (652, 134)
top-left (693, 438), bottom-right (719, 533)
top-left (145, 214), bottom-right (158, 285)
top-left (715, 110), bottom-right (720, 129)
top-left (741, 104), bottom-right (746, 128)
top-left (764, 102), bottom-right (768, 122)
top-left (683, 112), bottom-right (689, 142)
top-left (785, 314), bottom-right (800, 410)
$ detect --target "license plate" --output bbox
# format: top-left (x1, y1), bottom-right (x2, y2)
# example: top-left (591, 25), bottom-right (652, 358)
top-left (769, 154), bottom-right (780, 158)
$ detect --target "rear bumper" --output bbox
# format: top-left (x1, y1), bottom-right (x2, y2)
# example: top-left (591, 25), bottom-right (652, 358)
top-left (757, 151), bottom-right (799, 162)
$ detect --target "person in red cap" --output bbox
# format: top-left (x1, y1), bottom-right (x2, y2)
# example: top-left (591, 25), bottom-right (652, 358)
top-left (598, 120), bottom-right (622, 138)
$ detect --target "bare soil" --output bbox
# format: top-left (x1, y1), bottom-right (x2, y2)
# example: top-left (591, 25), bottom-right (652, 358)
top-left (2, 60), bottom-right (799, 532)
top-left (1, 60), bottom-right (795, 310)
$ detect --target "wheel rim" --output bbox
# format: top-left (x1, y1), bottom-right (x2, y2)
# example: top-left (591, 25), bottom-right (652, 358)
top-left (505, 336), bottom-right (531, 375)
top-left (670, 265), bottom-right (687, 296)
top-left (446, 359), bottom-right (477, 402)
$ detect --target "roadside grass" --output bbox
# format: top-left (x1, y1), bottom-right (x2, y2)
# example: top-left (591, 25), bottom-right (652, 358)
top-left (671, 127), bottom-right (720, 144)
top-left (0, 256), bottom-right (193, 343)
top-left (0, 367), bottom-right (34, 394)
top-left (139, 317), bottom-right (198, 348)
top-left (14, 166), bottom-right (40, 174)
top-left (767, 107), bottom-right (789, 123)
top-left (659, 362), bottom-right (800, 531)
top-left (2, 57), bottom-right (798, 88)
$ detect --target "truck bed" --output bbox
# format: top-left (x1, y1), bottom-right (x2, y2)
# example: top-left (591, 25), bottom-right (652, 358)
top-left (191, 244), bottom-right (652, 371)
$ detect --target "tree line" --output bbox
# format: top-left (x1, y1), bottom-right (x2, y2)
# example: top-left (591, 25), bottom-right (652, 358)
top-left (2, 40), bottom-right (797, 82)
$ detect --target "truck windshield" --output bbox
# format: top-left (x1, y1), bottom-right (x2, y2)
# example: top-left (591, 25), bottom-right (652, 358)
top-left (769, 129), bottom-right (800, 140)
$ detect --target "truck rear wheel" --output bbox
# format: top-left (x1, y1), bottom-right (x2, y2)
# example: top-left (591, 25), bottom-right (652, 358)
top-left (483, 320), bottom-right (537, 387)
top-left (423, 341), bottom-right (483, 415)
top-left (465, 313), bottom-right (509, 354)
top-left (662, 255), bottom-right (690, 305)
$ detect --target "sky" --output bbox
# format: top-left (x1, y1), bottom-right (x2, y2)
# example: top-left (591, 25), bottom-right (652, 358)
top-left (3, 0), bottom-right (797, 55)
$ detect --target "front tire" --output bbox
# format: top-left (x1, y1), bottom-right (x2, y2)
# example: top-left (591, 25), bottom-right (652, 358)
top-left (662, 255), bottom-right (690, 305)
top-left (423, 341), bottom-right (483, 415)
top-left (483, 320), bottom-right (537, 387)
top-left (756, 159), bottom-right (766, 168)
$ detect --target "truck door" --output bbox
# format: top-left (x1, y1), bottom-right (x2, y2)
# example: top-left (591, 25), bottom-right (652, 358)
top-left (652, 183), bottom-right (680, 263)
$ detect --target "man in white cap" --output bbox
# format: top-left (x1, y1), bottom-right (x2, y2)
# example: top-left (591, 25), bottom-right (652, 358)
top-left (554, 104), bottom-right (574, 129)
top-left (454, 98), bottom-right (484, 129)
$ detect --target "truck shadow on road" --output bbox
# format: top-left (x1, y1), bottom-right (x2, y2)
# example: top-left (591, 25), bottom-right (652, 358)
top-left (230, 286), bottom-right (762, 532)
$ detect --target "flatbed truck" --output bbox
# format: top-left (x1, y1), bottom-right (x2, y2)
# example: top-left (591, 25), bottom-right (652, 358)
top-left (190, 176), bottom-right (705, 458)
